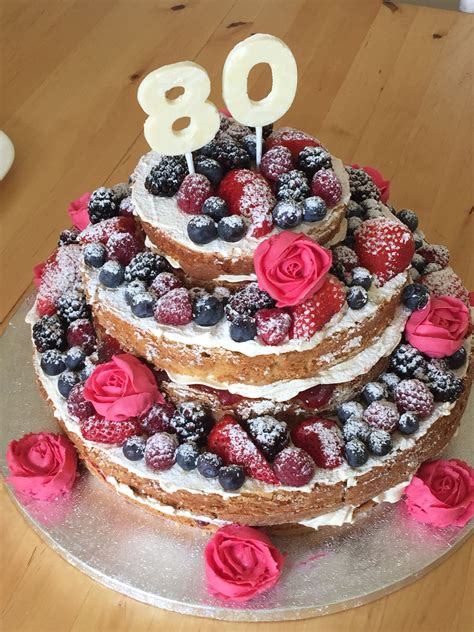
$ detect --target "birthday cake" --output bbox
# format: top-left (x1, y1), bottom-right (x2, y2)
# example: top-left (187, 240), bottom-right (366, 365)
top-left (27, 39), bottom-right (472, 532)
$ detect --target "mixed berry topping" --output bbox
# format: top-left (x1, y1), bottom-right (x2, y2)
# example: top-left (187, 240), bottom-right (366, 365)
top-left (170, 402), bottom-right (213, 445)
top-left (154, 287), bottom-right (193, 325)
top-left (33, 315), bottom-right (67, 353)
top-left (122, 436), bottom-right (146, 461)
top-left (311, 169), bottom-right (343, 207)
top-left (260, 145), bottom-right (293, 181)
top-left (246, 416), bottom-right (289, 461)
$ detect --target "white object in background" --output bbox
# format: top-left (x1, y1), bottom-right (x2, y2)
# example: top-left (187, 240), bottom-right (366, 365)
top-left (222, 34), bottom-right (298, 166)
top-left (459, 0), bottom-right (474, 13)
top-left (0, 131), bottom-right (15, 179)
top-left (137, 62), bottom-right (220, 172)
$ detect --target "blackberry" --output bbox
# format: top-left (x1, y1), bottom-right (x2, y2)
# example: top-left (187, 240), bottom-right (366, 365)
top-left (389, 344), bottom-right (426, 379)
top-left (397, 209), bottom-right (418, 232)
top-left (200, 139), bottom-right (250, 171)
top-left (251, 123), bottom-right (273, 139)
top-left (426, 365), bottom-right (464, 402)
top-left (88, 187), bottom-right (118, 224)
top-left (144, 156), bottom-right (187, 197)
top-left (241, 134), bottom-right (257, 160)
top-left (275, 170), bottom-right (310, 202)
top-left (32, 315), bottom-right (66, 353)
top-left (346, 167), bottom-right (380, 204)
top-left (58, 228), bottom-right (79, 246)
top-left (345, 200), bottom-right (365, 219)
top-left (297, 146), bottom-right (332, 178)
top-left (124, 252), bottom-right (171, 285)
top-left (330, 261), bottom-right (346, 283)
top-left (347, 216), bottom-right (363, 236)
top-left (447, 347), bottom-right (467, 370)
top-left (56, 291), bottom-right (90, 324)
top-left (170, 402), bottom-right (213, 445)
top-left (111, 182), bottom-right (131, 202)
top-left (225, 283), bottom-right (275, 322)
top-left (247, 416), bottom-right (289, 461)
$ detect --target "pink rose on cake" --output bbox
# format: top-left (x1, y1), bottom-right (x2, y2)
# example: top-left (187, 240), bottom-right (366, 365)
top-left (254, 231), bottom-right (332, 308)
top-left (404, 459), bottom-right (474, 528)
top-left (205, 525), bottom-right (285, 602)
top-left (67, 192), bottom-right (91, 231)
top-left (6, 432), bottom-right (78, 500)
top-left (83, 354), bottom-right (162, 421)
top-left (405, 295), bottom-right (470, 358)
top-left (351, 164), bottom-right (390, 203)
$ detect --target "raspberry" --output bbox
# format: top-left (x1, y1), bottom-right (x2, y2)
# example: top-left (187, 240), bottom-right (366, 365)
top-left (32, 315), bottom-right (67, 353)
top-left (389, 344), bottom-right (426, 379)
top-left (420, 268), bottom-right (469, 307)
top-left (332, 244), bottom-right (359, 273)
top-left (106, 232), bottom-right (142, 266)
top-left (56, 291), bottom-right (90, 324)
top-left (291, 276), bottom-right (346, 340)
top-left (246, 415), bottom-right (289, 460)
top-left (255, 308), bottom-right (292, 346)
top-left (66, 319), bottom-right (96, 354)
top-left (225, 283), bottom-right (275, 322)
top-left (264, 127), bottom-right (321, 160)
top-left (291, 418), bottom-right (344, 469)
top-left (363, 401), bottom-right (399, 432)
top-left (275, 170), bottom-right (310, 202)
top-left (81, 415), bottom-right (140, 444)
top-left (297, 146), bottom-right (332, 178)
top-left (311, 169), bottom-right (342, 207)
top-left (96, 334), bottom-right (122, 363)
top-left (273, 447), bottom-right (315, 487)
top-left (144, 433), bottom-right (178, 470)
top-left (145, 156), bottom-right (187, 197)
top-left (79, 216), bottom-right (137, 245)
top-left (124, 252), bottom-right (171, 285)
top-left (346, 167), bottom-right (380, 203)
top-left (176, 173), bottom-right (212, 214)
top-left (394, 379), bottom-right (434, 418)
top-left (260, 146), bottom-right (293, 181)
top-left (150, 272), bottom-right (182, 298)
top-left (154, 288), bottom-right (193, 325)
top-left (139, 401), bottom-right (175, 434)
top-left (88, 187), bottom-right (118, 224)
top-left (417, 244), bottom-right (450, 269)
top-left (67, 383), bottom-right (95, 421)
top-left (170, 402), bottom-right (213, 444)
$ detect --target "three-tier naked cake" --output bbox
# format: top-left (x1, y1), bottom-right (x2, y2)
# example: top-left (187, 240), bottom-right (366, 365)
top-left (28, 61), bottom-right (472, 532)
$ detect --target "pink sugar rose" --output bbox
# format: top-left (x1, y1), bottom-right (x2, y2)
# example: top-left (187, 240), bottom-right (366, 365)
top-left (352, 164), bottom-right (390, 203)
top-left (205, 525), bottom-right (285, 602)
top-left (7, 432), bottom-right (77, 501)
top-left (68, 192), bottom-right (91, 231)
top-left (405, 459), bottom-right (474, 528)
top-left (83, 354), bottom-right (162, 421)
top-left (405, 295), bottom-right (470, 358)
top-left (254, 231), bottom-right (332, 308)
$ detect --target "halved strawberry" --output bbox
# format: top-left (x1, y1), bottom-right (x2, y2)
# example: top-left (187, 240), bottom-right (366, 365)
top-left (294, 384), bottom-right (336, 409)
top-left (36, 245), bottom-right (82, 317)
top-left (81, 415), bottom-right (141, 445)
top-left (207, 415), bottom-right (279, 485)
top-left (264, 127), bottom-right (322, 160)
top-left (218, 169), bottom-right (275, 238)
top-left (290, 275), bottom-right (346, 340)
top-left (291, 418), bottom-right (344, 469)
top-left (79, 216), bottom-right (137, 244)
top-left (354, 218), bottom-right (415, 285)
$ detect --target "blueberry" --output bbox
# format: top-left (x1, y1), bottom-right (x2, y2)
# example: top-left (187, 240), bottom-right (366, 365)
top-left (131, 291), bottom-right (155, 318)
top-left (176, 442), bottom-right (200, 471)
top-left (187, 216), bottom-right (217, 245)
top-left (337, 401), bottom-right (364, 424)
top-left (302, 196), bottom-right (327, 222)
top-left (122, 436), bottom-right (146, 461)
top-left (218, 465), bottom-right (246, 491)
top-left (397, 209), bottom-right (418, 232)
top-left (65, 346), bottom-right (86, 371)
top-left (351, 267), bottom-right (372, 290)
top-left (347, 286), bottom-right (368, 310)
top-left (368, 430), bottom-right (393, 456)
top-left (194, 157), bottom-right (224, 187)
top-left (229, 316), bottom-right (257, 342)
top-left (194, 295), bottom-right (224, 327)
top-left (342, 419), bottom-right (371, 444)
top-left (447, 346), bottom-right (467, 370)
top-left (344, 439), bottom-right (369, 467)
top-left (217, 216), bottom-right (247, 242)
top-left (57, 370), bottom-right (80, 398)
top-left (84, 243), bottom-right (107, 268)
top-left (401, 283), bottom-right (430, 311)
top-left (99, 260), bottom-right (125, 288)
top-left (196, 452), bottom-right (223, 478)
top-left (362, 382), bottom-right (387, 404)
top-left (202, 196), bottom-right (229, 222)
top-left (346, 201), bottom-right (365, 219)
top-left (40, 349), bottom-right (66, 376)
top-left (398, 412), bottom-right (419, 435)
top-left (125, 279), bottom-right (147, 304)
top-left (272, 200), bottom-right (303, 229)
top-left (241, 134), bottom-right (257, 160)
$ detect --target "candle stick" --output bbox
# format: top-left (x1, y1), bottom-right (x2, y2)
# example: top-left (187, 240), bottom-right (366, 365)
top-left (185, 152), bottom-right (195, 175)
top-left (255, 125), bottom-right (263, 168)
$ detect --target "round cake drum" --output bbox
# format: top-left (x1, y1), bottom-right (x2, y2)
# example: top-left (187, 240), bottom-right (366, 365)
top-left (1, 297), bottom-right (472, 622)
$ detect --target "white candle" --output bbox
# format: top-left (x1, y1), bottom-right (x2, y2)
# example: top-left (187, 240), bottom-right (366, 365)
top-left (137, 61), bottom-right (220, 168)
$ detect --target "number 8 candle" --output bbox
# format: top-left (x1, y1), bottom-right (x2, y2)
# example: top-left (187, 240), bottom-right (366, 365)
top-left (222, 34), bottom-right (298, 166)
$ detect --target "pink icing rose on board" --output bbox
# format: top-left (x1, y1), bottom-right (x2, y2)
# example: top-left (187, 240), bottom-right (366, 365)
top-left (405, 295), bottom-right (470, 358)
top-left (83, 354), bottom-right (162, 421)
top-left (404, 459), bottom-right (474, 528)
top-left (6, 432), bottom-right (78, 501)
top-left (254, 231), bottom-right (332, 308)
top-left (352, 164), bottom-right (391, 203)
top-left (67, 192), bottom-right (91, 231)
top-left (205, 525), bottom-right (285, 602)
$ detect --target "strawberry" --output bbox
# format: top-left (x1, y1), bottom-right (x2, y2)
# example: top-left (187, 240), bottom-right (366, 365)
top-left (417, 244), bottom-right (449, 269)
top-left (79, 216), bottom-right (137, 244)
top-left (81, 415), bottom-right (141, 445)
top-left (291, 418), bottom-right (344, 469)
top-left (291, 276), bottom-right (346, 340)
top-left (218, 169), bottom-right (275, 238)
top-left (36, 245), bottom-right (82, 317)
top-left (207, 415), bottom-right (279, 485)
top-left (264, 127), bottom-right (321, 160)
top-left (420, 267), bottom-right (470, 307)
top-left (354, 218), bottom-right (415, 285)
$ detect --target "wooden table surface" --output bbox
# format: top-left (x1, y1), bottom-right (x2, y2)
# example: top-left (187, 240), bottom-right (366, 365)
top-left (1, 1), bottom-right (473, 631)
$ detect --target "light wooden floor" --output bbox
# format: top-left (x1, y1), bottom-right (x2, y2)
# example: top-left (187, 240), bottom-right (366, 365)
top-left (1, 1), bottom-right (473, 631)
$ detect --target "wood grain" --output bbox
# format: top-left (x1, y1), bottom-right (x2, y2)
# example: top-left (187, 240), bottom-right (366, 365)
top-left (0, 1), bottom-right (473, 630)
